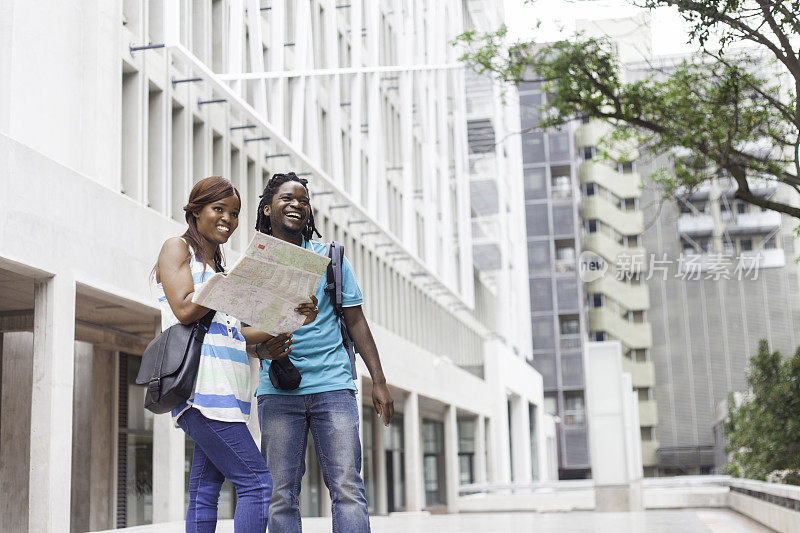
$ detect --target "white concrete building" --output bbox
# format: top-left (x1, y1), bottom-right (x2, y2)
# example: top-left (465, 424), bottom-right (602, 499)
top-left (0, 0), bottom-right (554, 530)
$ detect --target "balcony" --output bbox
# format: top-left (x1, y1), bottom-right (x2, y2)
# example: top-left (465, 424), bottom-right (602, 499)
top-left (638, 400), bottom-right (659, 427)
top-left (586, 276), bottom-right (649, 311)
top-left (575, 121), bottom-right (639, 162)
top-left (641, 439), bottom-right (660, 467)
top-left (580, 196), bottom-right (644, 236)
top-left (677, 213), bottom-right (714, 237)
top-left (582, 232), bottom-right (648, 274)
top-left (727, 210), bottom-right (782, 234)
top-left (622, 358), bottom-right (656, 387)
top-left (588, 307), bottom-right (653, 350)
top-left (578, 160), bottom-right (642, 199)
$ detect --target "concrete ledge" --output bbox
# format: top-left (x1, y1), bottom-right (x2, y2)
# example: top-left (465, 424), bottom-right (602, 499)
top-left (728, 489), bottom-right (800, 533)
top-left (644, 486), bottom-right (729, 509)
top-left (458, 490), bottom-right (595, 513)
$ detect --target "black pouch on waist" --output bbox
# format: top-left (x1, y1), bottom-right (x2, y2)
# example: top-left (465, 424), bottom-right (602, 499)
top-left (268, 357), bottom-right (302, 390)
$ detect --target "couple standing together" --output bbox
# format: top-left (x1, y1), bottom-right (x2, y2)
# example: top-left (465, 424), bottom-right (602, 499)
top-left (154, 173), bottom-right (394, 532)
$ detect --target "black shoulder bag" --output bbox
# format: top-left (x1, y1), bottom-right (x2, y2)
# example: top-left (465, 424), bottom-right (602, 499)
top-left (136, 260), bottom-right (221, 414)
top-left (325, 241), bottom-right (358, 380)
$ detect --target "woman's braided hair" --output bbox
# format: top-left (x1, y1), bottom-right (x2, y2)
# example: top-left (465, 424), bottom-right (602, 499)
top-left (255, 172), bottom-right (321, 241)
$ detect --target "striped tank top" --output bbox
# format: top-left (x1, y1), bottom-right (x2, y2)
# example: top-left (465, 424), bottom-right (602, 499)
top-left (154, 243), bottom-right (252, 424)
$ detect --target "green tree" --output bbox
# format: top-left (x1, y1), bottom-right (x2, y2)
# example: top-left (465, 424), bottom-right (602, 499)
top-left (455, 1), bottom-right (800, 218)
top-left (723, 339), bottom-right (800, 480)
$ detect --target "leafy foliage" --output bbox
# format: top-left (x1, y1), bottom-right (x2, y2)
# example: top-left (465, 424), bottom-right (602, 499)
top-left (455, 0), bottom-right (800, 218)
top-left (723, 340), bottom-right (800, 481)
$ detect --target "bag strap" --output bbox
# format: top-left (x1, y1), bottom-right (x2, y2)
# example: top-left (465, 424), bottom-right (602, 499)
top-left (325, 242), bottom-right (345, 319)
top-left (325, 242), bottom-right (357, 380)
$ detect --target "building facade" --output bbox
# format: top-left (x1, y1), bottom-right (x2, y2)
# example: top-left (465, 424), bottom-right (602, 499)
top-left (0, 1), bottom-right (555, 531)
top-left (521, 14), bottom-right (800, 478)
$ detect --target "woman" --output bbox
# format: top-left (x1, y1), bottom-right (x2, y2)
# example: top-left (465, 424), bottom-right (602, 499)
top-left (153, 175), bottom-right (317, 532)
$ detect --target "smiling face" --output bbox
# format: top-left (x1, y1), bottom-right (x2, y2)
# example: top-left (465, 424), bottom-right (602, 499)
top-left (194, 194), bottom-right (240, 246)
top-left (263, 181), bottom-right (310, 241)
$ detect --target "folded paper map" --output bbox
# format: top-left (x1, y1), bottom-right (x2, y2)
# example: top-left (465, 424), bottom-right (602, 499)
top-left (193, 233), bottom-right (330, 335)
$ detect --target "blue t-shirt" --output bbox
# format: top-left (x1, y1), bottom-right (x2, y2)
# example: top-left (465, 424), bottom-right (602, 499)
top-left (255, 238), bottom-right (363, 396)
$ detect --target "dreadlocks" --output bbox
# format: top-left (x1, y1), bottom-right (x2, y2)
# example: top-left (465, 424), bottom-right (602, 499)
top-left (255, 172), bottom-right (321, 241)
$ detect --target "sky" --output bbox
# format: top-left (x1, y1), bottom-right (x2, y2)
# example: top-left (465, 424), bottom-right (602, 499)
top-left (502, 0), bottom-right (703, 57)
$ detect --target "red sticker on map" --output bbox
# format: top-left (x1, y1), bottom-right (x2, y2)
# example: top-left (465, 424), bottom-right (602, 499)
top-left (258, 244), bottom-right (265, 250)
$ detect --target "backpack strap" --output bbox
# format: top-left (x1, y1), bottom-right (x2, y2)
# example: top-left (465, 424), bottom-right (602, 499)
top-left (326, 242), bottom-right (358, 380)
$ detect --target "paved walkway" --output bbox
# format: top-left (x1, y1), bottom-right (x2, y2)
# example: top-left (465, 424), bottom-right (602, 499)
top-left (104, 509), bottom-right (772, 532)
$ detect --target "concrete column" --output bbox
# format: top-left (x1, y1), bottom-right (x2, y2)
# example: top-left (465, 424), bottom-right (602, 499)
top-left (485, 416), bottom-right (497, 483)
top-left (0, 332), bottom-right (33, 532)
top-left (535, 405), bottom-right (550, 481)
top-left (153, 313), bottom-right (184, 523)
top-left (29, 274), bottom-right (76, 532)
top-left (584, 341), bottom-right (644, 511)
top-left (403, 391), bottom-right (423, 512)
top-left (510, 396), bottom-right (532, 484)
top-left (443, 405), bottom-right (459, 514)
top-left (373, 414), bottom-right (388, 515)
top-left (474, 415), bottom-right (487, 485)
top-left (152, 413), bottom-right (185, 522)
top-left (70, 341), bottom-right (94, 533)
top-left (89, 349), bottom-right (114, 531)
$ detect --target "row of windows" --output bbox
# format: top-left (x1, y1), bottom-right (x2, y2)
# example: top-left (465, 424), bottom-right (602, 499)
top-left (584, 218), bottom-right (643, 247)
top-left (681, 234), bottom-right (778, 255)
top-left (118, 3), bottom-right (486, 371)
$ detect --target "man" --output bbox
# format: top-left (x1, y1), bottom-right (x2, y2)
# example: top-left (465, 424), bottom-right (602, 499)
top-left (251, 172), bottom-right (394, 532)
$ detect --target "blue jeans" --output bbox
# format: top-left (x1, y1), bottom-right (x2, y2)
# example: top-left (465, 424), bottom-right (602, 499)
top-left (177, 408), bottom-right (273, 532)
top-left (257, 389), bottom-right (370, 533)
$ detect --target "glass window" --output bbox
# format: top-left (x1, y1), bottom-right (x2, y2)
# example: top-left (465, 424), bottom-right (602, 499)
top-left (521, 132), bottom-right (545, 162)
top-left (520, 92), bottom-right (542, 130)
top-left (590, 293), bottom-right (603, 308)
top-left (532, 317), bottom-right (556, 349)
top-left (557, 279), bottom-right (579, 311)
top-left (527, 241), bottom-right (551, 273)
top-left (583, 183), bottom-right (596, 196)
top-left (583, 146), bottom-right (596, 160)
top-left (560, 316), bottom-right (580, 335)
top-left (423, 420), bottom-right (445, 506)
top-left (524, 167), bottom-right (547, 200)
top-left (586, 219), bottom-right (598, 233)
top-left (563, 392), bottom-right (585, 425)
top-left (530, 278), bottom-right (553, 312)
top-left (525, 204), bottom-right (549, 236)
top-left (533, 353), bottom-right (557, 389)
top-left (548, 132), bottom-right (570, 161)
top-left (554, 241), bottom-right (576, 273)
top-left (117, 354), bottom-right (155, 528)
top-left (550, 166), bottom-right (572, 198)
top-left (552, 204), bottom-right (574, 235)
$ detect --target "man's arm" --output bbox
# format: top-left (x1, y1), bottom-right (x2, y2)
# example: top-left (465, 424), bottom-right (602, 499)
top-left (342, 305), bottom-right (394, 426)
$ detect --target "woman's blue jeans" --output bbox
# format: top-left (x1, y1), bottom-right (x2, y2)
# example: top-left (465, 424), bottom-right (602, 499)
top-left (258, 389), bottom-right (370, 533)
top-left (177, 407), bottom-right (273, 532)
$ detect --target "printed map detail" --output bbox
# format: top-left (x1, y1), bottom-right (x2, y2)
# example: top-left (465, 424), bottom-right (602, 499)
top-left (193, 233), bottom-right (330, 335)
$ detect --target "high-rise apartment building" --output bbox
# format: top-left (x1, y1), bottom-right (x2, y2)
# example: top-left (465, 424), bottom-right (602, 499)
top-left (522, 14), bottom-right (800, 477)
top-left (0, 1), bottom-right (555, 530)
top-left (626, 53), bottom-right (800, 474)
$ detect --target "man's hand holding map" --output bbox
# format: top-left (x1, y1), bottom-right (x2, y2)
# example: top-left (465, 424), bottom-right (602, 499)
top-left (193, 233), bottom-right (330, 335)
